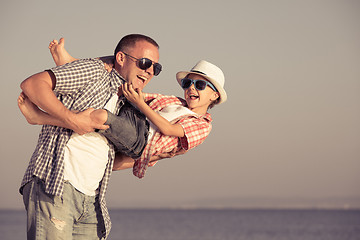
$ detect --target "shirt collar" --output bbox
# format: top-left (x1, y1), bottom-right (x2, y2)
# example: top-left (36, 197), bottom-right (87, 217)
top-left (109, 68), bottom-right (125, 93)
top-left (202, 112), bottom-right (213, 122)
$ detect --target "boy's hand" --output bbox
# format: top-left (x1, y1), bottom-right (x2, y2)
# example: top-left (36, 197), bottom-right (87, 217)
top-left (155, 148), bottom-right (187, 160)
top-left (122, 83), bottom-right (144, 106)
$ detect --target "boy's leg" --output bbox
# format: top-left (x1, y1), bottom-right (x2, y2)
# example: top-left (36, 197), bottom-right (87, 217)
top-left (90, 109), bottom-right (108, 125)
top-left (49, 38), bottom-right (78, 66)
top-left (100, 101), bottom-right (149, 158)
top-left (18, 92), bottom-right (75, 128)
top-left (18, 92), bottom-right (46, 125)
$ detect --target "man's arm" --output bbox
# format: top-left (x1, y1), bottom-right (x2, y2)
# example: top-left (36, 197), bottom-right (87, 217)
top-left (20, 71), bottom-right (108, 134)
top-left (112, 149), bottom-right (187, 171)
top-left (112, 153), bottom-right (135, 171)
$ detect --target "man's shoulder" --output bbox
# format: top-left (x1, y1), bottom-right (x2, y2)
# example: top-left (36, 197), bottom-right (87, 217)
top-left (71, 58), bottom-right (106, 69)
top-left (50, 58), bottom-right (105, 72)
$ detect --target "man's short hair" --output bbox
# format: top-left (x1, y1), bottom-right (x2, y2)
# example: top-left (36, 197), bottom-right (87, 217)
top-left (114, 34), bottom-right (159, 56)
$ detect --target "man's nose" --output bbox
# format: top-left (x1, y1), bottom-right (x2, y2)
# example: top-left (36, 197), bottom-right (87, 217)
top-left (144, 66), bottom-right (154, 76)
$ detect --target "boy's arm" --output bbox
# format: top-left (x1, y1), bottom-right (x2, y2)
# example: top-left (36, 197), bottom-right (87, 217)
top-left (20, 71), bottom-right (107, 134)
top-left (149, 148), bottom-right (187, 163)
top-left (122, 83), bottom-right (185, 137)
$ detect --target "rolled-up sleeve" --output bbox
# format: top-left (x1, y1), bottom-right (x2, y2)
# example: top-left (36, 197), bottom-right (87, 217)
top-left (178, 116), bottom-right (212, 150)
top-left (50, 59), bottom-right (104, 95)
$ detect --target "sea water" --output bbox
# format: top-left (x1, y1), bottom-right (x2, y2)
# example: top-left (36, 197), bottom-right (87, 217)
top-left (1, 209), bottom-right (359, 240)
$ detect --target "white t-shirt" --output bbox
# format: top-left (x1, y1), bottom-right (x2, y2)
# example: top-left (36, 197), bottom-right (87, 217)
top-left (63, 94), bottom-right (118, 196)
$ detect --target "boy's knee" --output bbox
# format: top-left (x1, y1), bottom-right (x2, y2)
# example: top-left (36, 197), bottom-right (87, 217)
top-left (91, 109), bottom-right (108, 124)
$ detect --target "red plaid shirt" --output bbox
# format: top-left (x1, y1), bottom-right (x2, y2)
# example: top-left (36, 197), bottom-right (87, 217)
top-left (133, 93), bottom-right (212, 178)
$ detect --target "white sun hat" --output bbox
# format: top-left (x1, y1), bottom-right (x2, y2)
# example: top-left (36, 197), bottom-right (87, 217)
top-left (176, 60), bottom-right (227, 104)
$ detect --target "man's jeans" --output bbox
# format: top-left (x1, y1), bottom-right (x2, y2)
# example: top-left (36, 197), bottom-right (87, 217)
top-left (22, 177), bottom-right (105, 240)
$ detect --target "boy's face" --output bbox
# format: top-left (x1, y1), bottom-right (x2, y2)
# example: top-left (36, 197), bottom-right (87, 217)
top-left (116, 40), bottom-right (160, 90)
top-left (183, 73), bottom-right (219, 115)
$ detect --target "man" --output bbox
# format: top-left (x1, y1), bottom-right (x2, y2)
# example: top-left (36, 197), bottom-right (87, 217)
top-left (19, 34), bottom-right (161, 239)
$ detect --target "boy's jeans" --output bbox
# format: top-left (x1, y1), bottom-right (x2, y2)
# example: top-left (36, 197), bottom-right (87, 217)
top-left (23, 177), bottom-right (105, 240)
top-left (100, 100), bottom-right (149, 158)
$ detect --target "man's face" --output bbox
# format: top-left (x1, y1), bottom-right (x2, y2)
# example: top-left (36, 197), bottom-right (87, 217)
top-left (116, 40), bottom-right (160, 90)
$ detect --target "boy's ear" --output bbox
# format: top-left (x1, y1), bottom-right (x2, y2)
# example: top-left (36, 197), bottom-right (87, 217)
top-left (210, 92), bottom-right (220, 101)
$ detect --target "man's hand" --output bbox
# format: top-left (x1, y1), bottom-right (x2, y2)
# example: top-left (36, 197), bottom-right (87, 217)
top-left (68, 108), bottom-right (108, 135)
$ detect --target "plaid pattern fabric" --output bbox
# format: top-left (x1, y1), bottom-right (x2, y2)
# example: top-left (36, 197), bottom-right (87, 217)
top-left (20, 58), bottom-right (124, 239)
top-left (133, 93), bottom-right (212, 178)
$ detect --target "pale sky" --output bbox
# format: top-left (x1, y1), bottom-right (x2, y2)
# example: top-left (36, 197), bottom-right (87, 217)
top-left (0, 0), bottom-right (359, 210)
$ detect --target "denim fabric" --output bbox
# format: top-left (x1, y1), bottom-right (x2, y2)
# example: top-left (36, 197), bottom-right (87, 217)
top-left (22, 177), bottom-right (105, 240)
top-left (100, 101), bottom-right (149, 159)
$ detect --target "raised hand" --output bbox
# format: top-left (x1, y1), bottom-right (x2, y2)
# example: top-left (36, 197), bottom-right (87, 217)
top-left (121, 82), bottom-right (144, 106)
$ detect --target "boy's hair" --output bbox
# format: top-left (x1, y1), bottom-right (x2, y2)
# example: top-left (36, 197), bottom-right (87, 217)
top-left (114, 34), bottom-right (159, 56)
top-left (208, 98), bottom-right (220, 109)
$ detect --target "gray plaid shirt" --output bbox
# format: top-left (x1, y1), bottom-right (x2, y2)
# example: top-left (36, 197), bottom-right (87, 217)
top-left (20, 58), bottom-right (125, 239)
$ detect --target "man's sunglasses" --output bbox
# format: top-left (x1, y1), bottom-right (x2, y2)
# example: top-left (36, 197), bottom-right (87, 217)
top-left (181, 78), bottom-right (217, 92)
top-left (122, 52), bottom-right (162, 76)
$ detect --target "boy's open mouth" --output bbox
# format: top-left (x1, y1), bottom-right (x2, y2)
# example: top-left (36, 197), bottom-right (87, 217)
top-left (189, 94), bottom-right (199, 100)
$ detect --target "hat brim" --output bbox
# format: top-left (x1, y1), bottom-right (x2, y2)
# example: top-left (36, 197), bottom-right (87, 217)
top-left (176, 71), bottom-right (227, 105)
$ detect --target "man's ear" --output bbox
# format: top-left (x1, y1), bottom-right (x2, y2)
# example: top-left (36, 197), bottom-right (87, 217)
top-left (115, 51), bottom-right (125, 67)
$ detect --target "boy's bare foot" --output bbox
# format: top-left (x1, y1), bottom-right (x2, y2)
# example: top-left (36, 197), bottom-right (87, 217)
top-left (18, 92), bottom-right (43, 125)
top-left (49, 38), bottom-right (77, 66)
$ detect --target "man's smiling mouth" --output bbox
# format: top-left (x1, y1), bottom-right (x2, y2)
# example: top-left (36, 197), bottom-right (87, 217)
top-left (137, 75), bottom-right (147, 82)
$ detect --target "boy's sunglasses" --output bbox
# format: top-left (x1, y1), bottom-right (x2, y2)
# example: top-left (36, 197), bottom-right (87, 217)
top-left (181, 78), bottom-right (217, 92)
top-left (122, 52), bottom-right (162, 76)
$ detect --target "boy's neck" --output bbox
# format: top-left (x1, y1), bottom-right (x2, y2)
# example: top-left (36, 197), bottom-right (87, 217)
top-left (188, 106), bottom-right (208, 116)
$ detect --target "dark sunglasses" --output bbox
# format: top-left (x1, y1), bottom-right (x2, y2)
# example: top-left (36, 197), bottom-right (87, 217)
top-left (181, 78), bottom-right (217, 92)
top-left (122, 52), bottom-right (162, 76)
